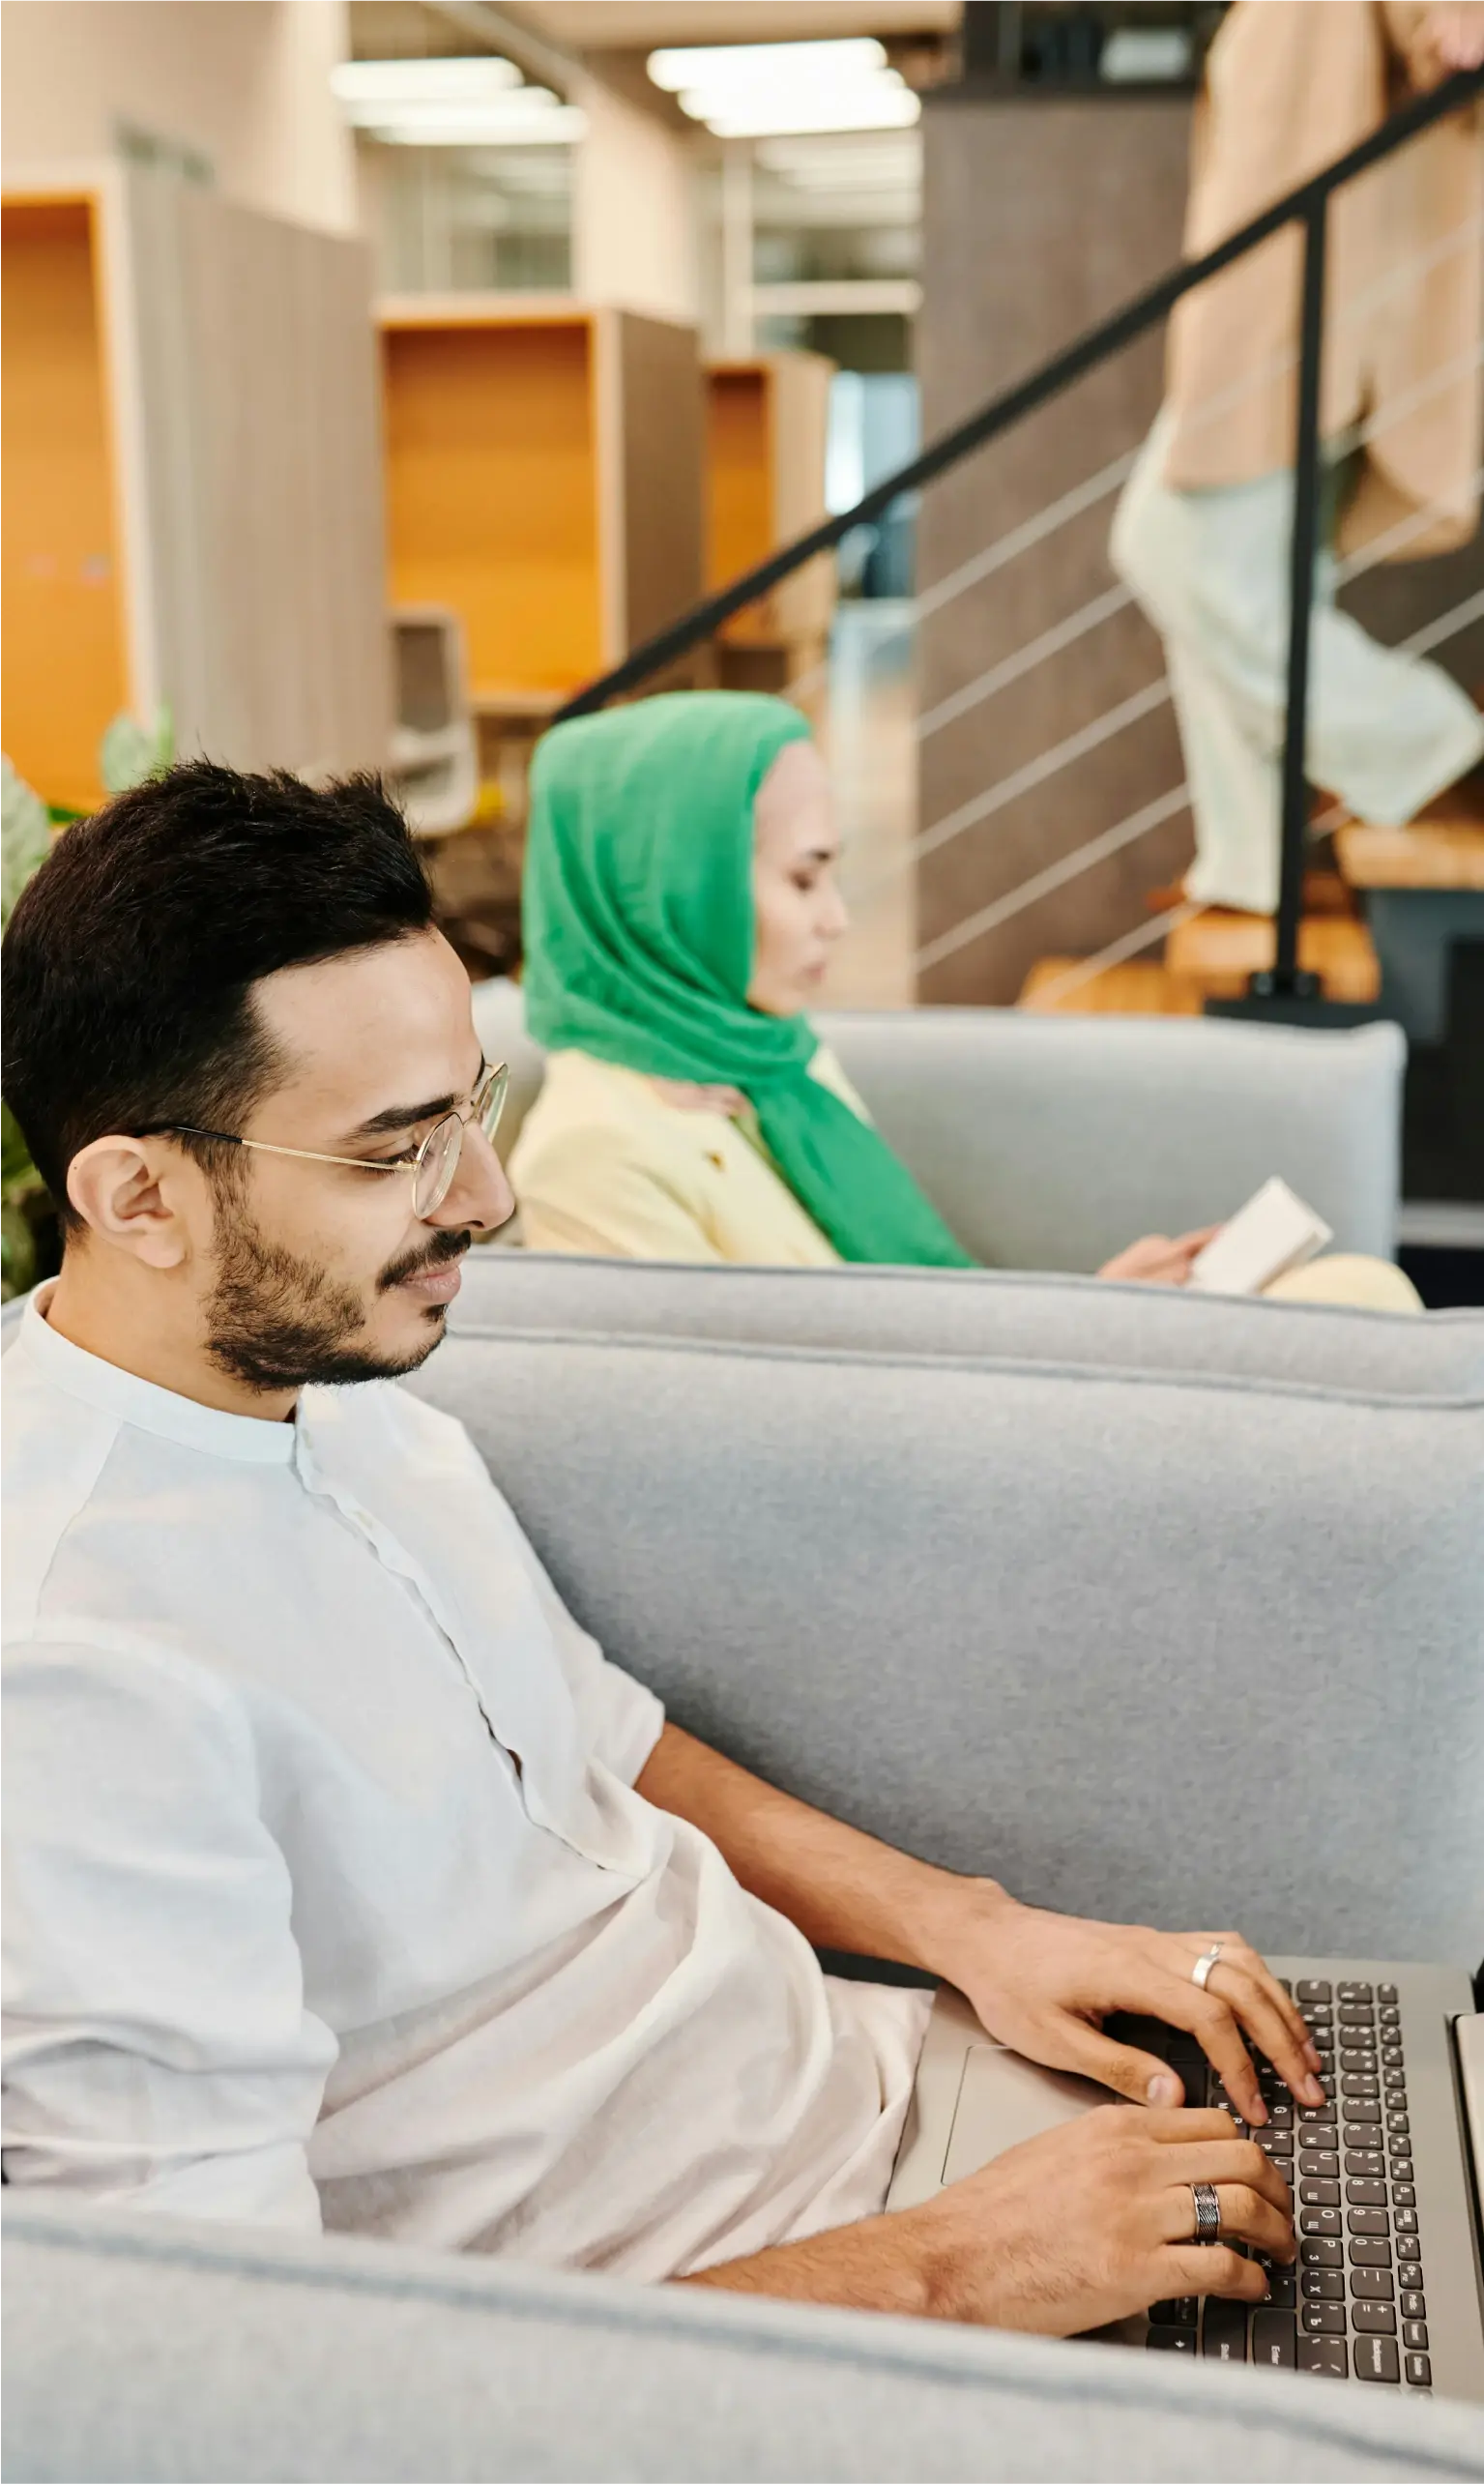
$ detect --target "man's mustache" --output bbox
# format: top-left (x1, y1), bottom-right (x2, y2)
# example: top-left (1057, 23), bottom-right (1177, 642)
top-left (378, 1228), bottom-right (473, 1292)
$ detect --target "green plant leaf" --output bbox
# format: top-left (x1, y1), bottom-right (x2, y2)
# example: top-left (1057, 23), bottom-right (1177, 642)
top-left (2, 757), bottom-right (52, 927)
top-left (100, 703), bottom-right (175, 796)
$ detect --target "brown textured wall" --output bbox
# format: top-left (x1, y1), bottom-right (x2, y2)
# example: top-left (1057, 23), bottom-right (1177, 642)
top-left (917, 94), bottom-right (1194, 1005)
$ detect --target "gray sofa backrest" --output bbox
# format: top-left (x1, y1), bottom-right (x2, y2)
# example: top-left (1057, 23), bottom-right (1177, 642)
top-left (409, 1325), bottom-right (1484, 1964)
top-left (449, 1251), bottom-right (1483, 1398)
top-left (472, 979), bottom-right (1405, 1269)
top-left (10, 2199), bottom-right (1484, 2482)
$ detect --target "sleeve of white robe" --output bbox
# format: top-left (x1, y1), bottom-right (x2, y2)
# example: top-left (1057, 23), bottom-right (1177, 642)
top-left (2, 1634), bottom-right (335, 2227)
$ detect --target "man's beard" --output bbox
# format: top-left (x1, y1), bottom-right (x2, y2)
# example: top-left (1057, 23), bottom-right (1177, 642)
top-left (204, 1216), bottom-right (472, 1393)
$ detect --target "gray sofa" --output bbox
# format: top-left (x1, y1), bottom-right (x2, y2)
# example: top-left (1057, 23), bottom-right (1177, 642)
top-left (450, 1250), bottom-right (1484, 1396)
top-left (8, 1311), bottom-right (1482, 2479)
top-left (10, 2193), bottom-right (1484, 2482)
top-left (471, 979), bottom-right (1407, 1270)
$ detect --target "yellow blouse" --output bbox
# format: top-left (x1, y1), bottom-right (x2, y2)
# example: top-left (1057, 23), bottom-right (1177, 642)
top-left (509, 1047), bottom-right (871, 1263)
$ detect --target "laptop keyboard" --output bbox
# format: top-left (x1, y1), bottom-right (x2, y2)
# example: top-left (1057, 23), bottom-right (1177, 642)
top-left (1143, 1980), bottom-right (1432, 2388)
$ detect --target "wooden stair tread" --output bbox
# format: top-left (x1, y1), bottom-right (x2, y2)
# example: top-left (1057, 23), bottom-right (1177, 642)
top-left (1335, 820), bottom-right (1484, 891)
top-left (1164, 911), bottom-right (1380, 1003)
top-left (1019, 958), bottom-right (1199, 1014)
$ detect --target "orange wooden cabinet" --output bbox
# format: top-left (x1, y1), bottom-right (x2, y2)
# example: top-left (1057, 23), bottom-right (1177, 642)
top-left (705, 351), bottom-right (835, 679)
top-left (378, 297), bottom-right (704, 708)
top-left (2, 167), bottom-right (390, 812)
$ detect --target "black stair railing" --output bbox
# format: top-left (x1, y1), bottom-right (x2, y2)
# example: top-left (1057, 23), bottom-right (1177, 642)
top-left (555, 64), bottom-right (1484, 1022)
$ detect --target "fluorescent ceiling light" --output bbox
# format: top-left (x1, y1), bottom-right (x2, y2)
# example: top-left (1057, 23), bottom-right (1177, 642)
top-left (333, 57), bottom-right (524, 103)
top-left (334, 55), bottom-right (581, 144)
top-left (648, 37), bottom-right (918, 137)
top-left (648, 39), bottom-right (889, 91)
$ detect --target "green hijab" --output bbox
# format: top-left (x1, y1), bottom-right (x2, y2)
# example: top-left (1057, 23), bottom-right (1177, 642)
top-left (522, 690), bottom-right (976, 1268)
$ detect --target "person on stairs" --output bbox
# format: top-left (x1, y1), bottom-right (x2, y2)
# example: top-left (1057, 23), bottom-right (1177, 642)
top-left (1110, 0), bottom-right (1484, 919)
top-left (509, 692), bottom-right (1418, 1309)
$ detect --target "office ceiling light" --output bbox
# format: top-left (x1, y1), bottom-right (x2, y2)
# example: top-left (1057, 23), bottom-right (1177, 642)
top-left (333, 57), bottom-right (585, 146)
top-left (647, 39), bottom-right (919, 138)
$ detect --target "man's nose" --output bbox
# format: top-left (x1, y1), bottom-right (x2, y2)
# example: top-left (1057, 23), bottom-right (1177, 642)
top-left (434, 1123), bottom-right (515, 1233)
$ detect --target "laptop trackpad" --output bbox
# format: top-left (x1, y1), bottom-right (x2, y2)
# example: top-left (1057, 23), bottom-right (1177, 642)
top-left (943, 2043), bottom-right (1112, 2186)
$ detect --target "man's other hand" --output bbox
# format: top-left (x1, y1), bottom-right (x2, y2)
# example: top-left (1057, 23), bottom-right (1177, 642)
top-left (928, 1894), bottom-right (1325, 2127)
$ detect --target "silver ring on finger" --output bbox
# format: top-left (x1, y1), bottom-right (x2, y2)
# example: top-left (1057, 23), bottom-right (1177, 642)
top-left (1190, 2181), bottom-right (1222, 2243)
top-left (1192, 1942), bottom-right (1224, 1991)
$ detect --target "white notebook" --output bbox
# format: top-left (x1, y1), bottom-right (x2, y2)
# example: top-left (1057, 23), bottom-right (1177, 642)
top-left (1188, 1176), bottom-right (1333, 1298)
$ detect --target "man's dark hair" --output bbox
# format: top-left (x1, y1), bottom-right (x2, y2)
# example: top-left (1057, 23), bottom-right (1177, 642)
top-left (2, 761), bottom-right (433, 1228)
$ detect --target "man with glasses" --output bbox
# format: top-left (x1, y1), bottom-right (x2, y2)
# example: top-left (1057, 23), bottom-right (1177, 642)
top-left (3, 762), bottom-right (1310, 2330)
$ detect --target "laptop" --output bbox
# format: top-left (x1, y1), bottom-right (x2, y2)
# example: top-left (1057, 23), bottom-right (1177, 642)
top-left (886, 1960), bottom-right (1484, 2401)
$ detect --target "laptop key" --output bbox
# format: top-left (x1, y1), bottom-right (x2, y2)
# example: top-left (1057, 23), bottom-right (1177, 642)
top-left (1348, 2208), bottom-right (1388, 2236)
top-left (1344, 2101), bottom-right (1382, 2123)
top-left (1403, 2320), bottom-right (1428, 2351)
top-left (1266, 2267), bottom-right (1297, 2310)
top-left (1346, 2181), bottom-right (1386, 2206)
top-left (1304, 2270), bottom-right (1345, 2300)
top-left (1377, 1984), bottom-right (1397, 2004)
top-left (1350, 2266), bottom-right (1393, 2298)
top-left (1301, 2303), bottom-right (1347, 2335)
top-left (1354, 2334), bottom-right (1400, 2382)
top-left (1397, 2264), bottom-right (1423, 2294)
top-left (1353, 2303), bottom-right (1397, 2334)
top-left (1393, 2185), bottom-right (1415, 2208)
top-left (1202, 2297), bottom-right (1248, 2361)
top-left (1405, 2352), bottom-right (1432, 2388)
top-left (1297, 1981), bottom-right (1331, 2002)
top-left (1301, 2238), bottom-right (1343, 2267)
top-left (1400, 2293), bottom-right (1426, 2322)
top-left (1349, 2237), bottom-right (1391, 2266)
top-left (1338, 1982), bottom-right (1373, 2002)
top-left (1297, 2150), bottom-right (1336, 2178)
top-left (1301, 2207), bottom-right (1342, 2236)
top-left (1147, 2326), bottom-right (1196, 2352)
top-left (1251, 2309), bottom-right (1295, 2370)
top-left (1149, 2297), bottom-right (1198, 2325)
top-left (1393, 2206), bottom-right (1417, 2236)
top-left (1345, 2151), bottom-right (1384, 2178)
top-left (1296, 2337), bottom-right (1348, 2377)
top-left (1300, 2181), bottom-right (1339, 2207)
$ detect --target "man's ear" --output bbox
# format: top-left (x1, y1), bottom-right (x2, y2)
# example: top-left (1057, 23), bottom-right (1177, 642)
top-left (66, 1136), bottom-right (197, 1271)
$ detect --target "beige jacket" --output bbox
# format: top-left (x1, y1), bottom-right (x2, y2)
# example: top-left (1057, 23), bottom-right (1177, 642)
top-left (1163, 0), bottom-right (1483, 556)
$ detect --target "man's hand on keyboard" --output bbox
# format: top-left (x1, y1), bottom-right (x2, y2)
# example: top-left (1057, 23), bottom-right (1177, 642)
top-left (900, 2103), bottom-right (1296, 2336)
top-left (921, 1888), bottom-right (1325, 2124)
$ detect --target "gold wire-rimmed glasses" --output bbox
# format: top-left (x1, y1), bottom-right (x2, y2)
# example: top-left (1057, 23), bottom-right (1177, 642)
top-left (150, 1060), bottom-right (509, 1221)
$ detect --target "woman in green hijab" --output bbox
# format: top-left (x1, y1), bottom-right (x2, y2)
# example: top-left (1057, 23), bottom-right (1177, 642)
top-left (512, 689), bottom-right (993, 1266)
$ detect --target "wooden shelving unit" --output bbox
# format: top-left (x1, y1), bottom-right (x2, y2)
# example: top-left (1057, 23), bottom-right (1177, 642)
top-left (705, 351), bottom-right (834, 687)
top-left (2, 168), bottom-right (390, 811)
top-left (379, 297), bottom-right (704, 705)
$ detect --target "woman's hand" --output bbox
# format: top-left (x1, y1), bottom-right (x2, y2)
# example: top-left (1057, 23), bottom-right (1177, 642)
top-left (924, 1885), bottom-right (1324, 2126)
top-left (1097, 1226), bottom-right (1220, 1285)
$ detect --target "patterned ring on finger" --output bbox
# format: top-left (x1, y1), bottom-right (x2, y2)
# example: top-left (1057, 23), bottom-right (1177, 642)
top-left (1190, 2181), bottom-right (1221, 2242)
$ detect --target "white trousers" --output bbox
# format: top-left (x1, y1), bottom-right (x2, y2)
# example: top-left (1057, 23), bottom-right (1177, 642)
top-left (1111, 416), bottom-right (1484, 914)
